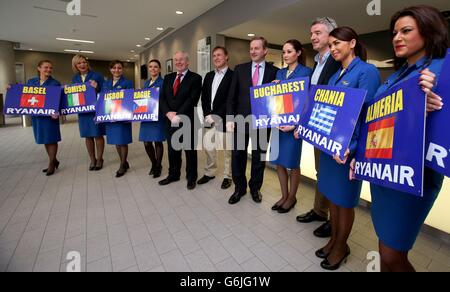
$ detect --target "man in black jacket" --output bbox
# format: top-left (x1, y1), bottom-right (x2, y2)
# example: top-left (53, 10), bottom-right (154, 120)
top-left (296, 17), bottom-right (340, 238)
top-left (226, 37), bottom-right (279, 205)
top-left (198, 46), bottom-right (234, 190)
top-left (159, 51), bottom-right (202, 190)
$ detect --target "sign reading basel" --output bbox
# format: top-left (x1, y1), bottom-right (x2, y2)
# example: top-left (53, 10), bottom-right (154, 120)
top-left (250, 77), bottom-right (309, 129)
top-left (297, 85), bottom-right (367, 160)
top-left (354, 76), bottom-right (426, 196)
top-left (3, 84), bottom-right (61, 116)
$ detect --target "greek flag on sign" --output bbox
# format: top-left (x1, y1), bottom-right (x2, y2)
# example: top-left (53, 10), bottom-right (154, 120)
top-left (308, 103), bottom-right (337, 136)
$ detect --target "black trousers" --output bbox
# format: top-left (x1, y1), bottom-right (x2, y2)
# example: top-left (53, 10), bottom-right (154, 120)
top-left (232, 128), bottom-right (271, 194)
top-left (167, 122), bottom-right (198, 183)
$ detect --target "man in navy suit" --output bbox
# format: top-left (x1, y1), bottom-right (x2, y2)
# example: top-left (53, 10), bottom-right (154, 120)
top-left (159, 51), bottom-right (202, 190)
top-left (226, 37), bottom-right (279, 205)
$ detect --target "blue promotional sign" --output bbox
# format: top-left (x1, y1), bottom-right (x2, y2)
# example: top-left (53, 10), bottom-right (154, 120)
top-left (95, 88), bottom-right (159, 123)
top-left (297, 85), bottom-right (367, 160)
top-left (354, 76), bottom-right (426, 196)
top-left (425, 49), bottom-right (450, 177)
top-left (60, 83), bottom-right (97, 115)
top-left (250, 77), bottom-right (309, 129)
top-left (3, 84), bottom-right (61, 116)
top-left (131, 88), bottom-right (160, 122)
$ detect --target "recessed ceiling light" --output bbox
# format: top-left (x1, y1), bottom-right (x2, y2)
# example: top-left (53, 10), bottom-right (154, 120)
top-left (131, 50), bottom-right (135, 53)
top-left (248, 33), bottom-right (255, 37)
top-left (57, 38), bottom-right (95, 44)
top-left (136, 44), bottom-right (142, 48)
top-left (64, 49), bottom-right (94, 54)
top-left (127, 60), bottom-right (131, 62)
top-left (176, 11), bottom-right (184, 15)
top-left (29, 48), bottom-right (33, 51)
top-left (145, 37), bottom-right (151, 41)
top-left (157, 27), bottom-right (164, 31)
top-left (134, 55), bottom-right (139, 57)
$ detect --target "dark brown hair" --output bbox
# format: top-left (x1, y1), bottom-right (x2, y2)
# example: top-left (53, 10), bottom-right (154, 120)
top-left (37, 60), bottom-right (52, 76)
top-left (284, 39), bottom-right (306, 66)
top-left (330, 27), bottom-right (368, 61)
top-left (109, 60), bottom-right (124, 69)
top-left (212, 46), bottom-right (229, 56)
top-left (148, 59), bottom-right (162, 77)
top-left (390, 5), bottom-right (449, 69)
top-left (250, 37), bottom-right (269, 49)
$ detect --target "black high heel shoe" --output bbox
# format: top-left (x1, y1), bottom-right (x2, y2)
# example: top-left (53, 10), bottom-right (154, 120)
top-left (277, 200), bottom-right (297, 214)
top-left (271, 204), bottom-right (281, 211)
top-left (153, 166), bottom-right (162, 179)
top-left (95, 159), bottom-right (104, 171)
top-left (45, 160), bottom-right (60, 176)
top-left (116, 166), bottom-right (127, 178)
top-left (89, 159), bottom-right (97, 171)
top-left (320, 247), bottom-right (351, 271)
top-left (124, 162), bottom-right (130, 171)
top-left (43, 160), bottom-right (59, 173)
top-left (315, 248), bottom-right (330, 259)
top-left (149, 166), bottom-right (156, 176)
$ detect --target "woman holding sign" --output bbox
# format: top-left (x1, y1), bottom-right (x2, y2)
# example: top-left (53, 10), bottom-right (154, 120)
top-left (270, 40), bottom-right (312, 214)
top-left (351, 6), bottom-right (449, 272)
top-left (27, 60), bottom-right (62, 176)
top-left (102, 60), bottom-right (134, 178)
top-left (72, 55), bottom-right (106, 171)
top-left (316, 27), bottom-right (381, 270)
top-left (139, 59), bottom-right (166, 179)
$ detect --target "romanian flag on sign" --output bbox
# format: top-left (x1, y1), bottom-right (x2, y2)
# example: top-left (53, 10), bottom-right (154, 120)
top-left (105, 100), bottom-right (123, 114)
top-left (365, 117), bottom-right (395, 159)
top-left (20, 94), bottom-right (46, 108)
top-left (268, 94), bottom-right (294, 115)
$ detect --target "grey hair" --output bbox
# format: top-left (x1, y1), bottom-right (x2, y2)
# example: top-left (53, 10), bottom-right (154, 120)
top-left (174, 51), bottom-right (189, 61)
top-left (312, 17), bottom-right (338, 33)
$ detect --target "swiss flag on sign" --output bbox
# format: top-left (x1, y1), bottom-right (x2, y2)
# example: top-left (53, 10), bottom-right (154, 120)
top-left (20, 94), bottom-right (46, 108)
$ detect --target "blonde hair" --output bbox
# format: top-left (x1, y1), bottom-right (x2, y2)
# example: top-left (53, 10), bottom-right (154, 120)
top-left (72, 54), bottom-right (90, 73)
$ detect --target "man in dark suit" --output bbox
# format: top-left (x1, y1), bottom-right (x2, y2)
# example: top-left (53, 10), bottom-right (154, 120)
top-left (198, 46), bottom-right (234, 190)
top-left (296, 17), bottom-right (340, 238)
top-left (159, 51), bottom-right (202, 190)
top-left (226, 37), bottom-right (279, 205)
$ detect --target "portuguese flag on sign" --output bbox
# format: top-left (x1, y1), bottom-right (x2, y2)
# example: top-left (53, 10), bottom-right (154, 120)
top-left (68, 92), bottom-right (86, 107)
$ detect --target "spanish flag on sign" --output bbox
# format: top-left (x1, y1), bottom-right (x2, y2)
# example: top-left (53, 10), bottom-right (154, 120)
top-left (268, 94), bottom-right (294, 116)
top-left (365, 117), bottom-right (395, 159)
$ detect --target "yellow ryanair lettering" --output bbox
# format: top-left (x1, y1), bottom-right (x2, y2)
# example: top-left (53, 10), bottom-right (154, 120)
top-left (22, 86), bottom-right (46, 95)
top-left (64, 84), bottom-right (87, 94)
top-left (134, 90), bottom-right (151, 99)
top-left (253, 81), bottom-right (305, 99)
top-left (313, 89), bottom-right (345, 107)
top-left (104, 91), bottom-right (125, 100)
top-left (366, 89), bottom-right (404, 123)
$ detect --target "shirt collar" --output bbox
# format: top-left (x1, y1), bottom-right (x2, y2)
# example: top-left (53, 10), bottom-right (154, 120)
top-left (177, 69), bottom-right (189, 76)
top-left (215, 67), bottom-right (228, 74)
top-left (252, 61), bottom-right (266, 69)
top-left (315, 50), bottom-right (331, 65)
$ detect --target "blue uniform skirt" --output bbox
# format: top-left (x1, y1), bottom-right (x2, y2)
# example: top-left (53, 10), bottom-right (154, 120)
top-left (139, 118), bottom-right (167, 142)
top-left (370, 167), bottom-right (444, 252)
top-left (318, 152), bottom-right (362, 208)
top-left (32, 116), bottom-right (61, 145)
top-left (105, 122), bottom-right (132, 145)
top-left (270, 129), bottom-right (302, 169)
top-left (78, 113), bottom-right (105, 138)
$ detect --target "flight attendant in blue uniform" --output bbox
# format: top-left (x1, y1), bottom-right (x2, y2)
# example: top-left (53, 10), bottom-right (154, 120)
top-left (102, 60), bottom-right (134, 178)
top-left (27, 60), bottom-right (63, 176)
top-left (316, 27), bottom-right (381, 271)
top-left (139, 59), bottom-right (166, 179)
top-left (71, 54), bottom-right (106, 171)
top-left (270, 40), bottom-right (312, 214)
top-left (350, 6), bottom-right (449, 272)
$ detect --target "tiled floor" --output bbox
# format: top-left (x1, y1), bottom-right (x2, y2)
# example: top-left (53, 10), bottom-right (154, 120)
top-left (0, 116), bottom-right (450, 272)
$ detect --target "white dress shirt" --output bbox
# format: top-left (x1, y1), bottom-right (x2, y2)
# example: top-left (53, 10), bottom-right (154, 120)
top-left (211, 67), bottom-right (228, 109)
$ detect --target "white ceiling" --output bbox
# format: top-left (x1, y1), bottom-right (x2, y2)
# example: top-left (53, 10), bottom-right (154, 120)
top-left (221, 0), bottom-right (450, 46)
top-left (0, 0), bottom-right (223, 61)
